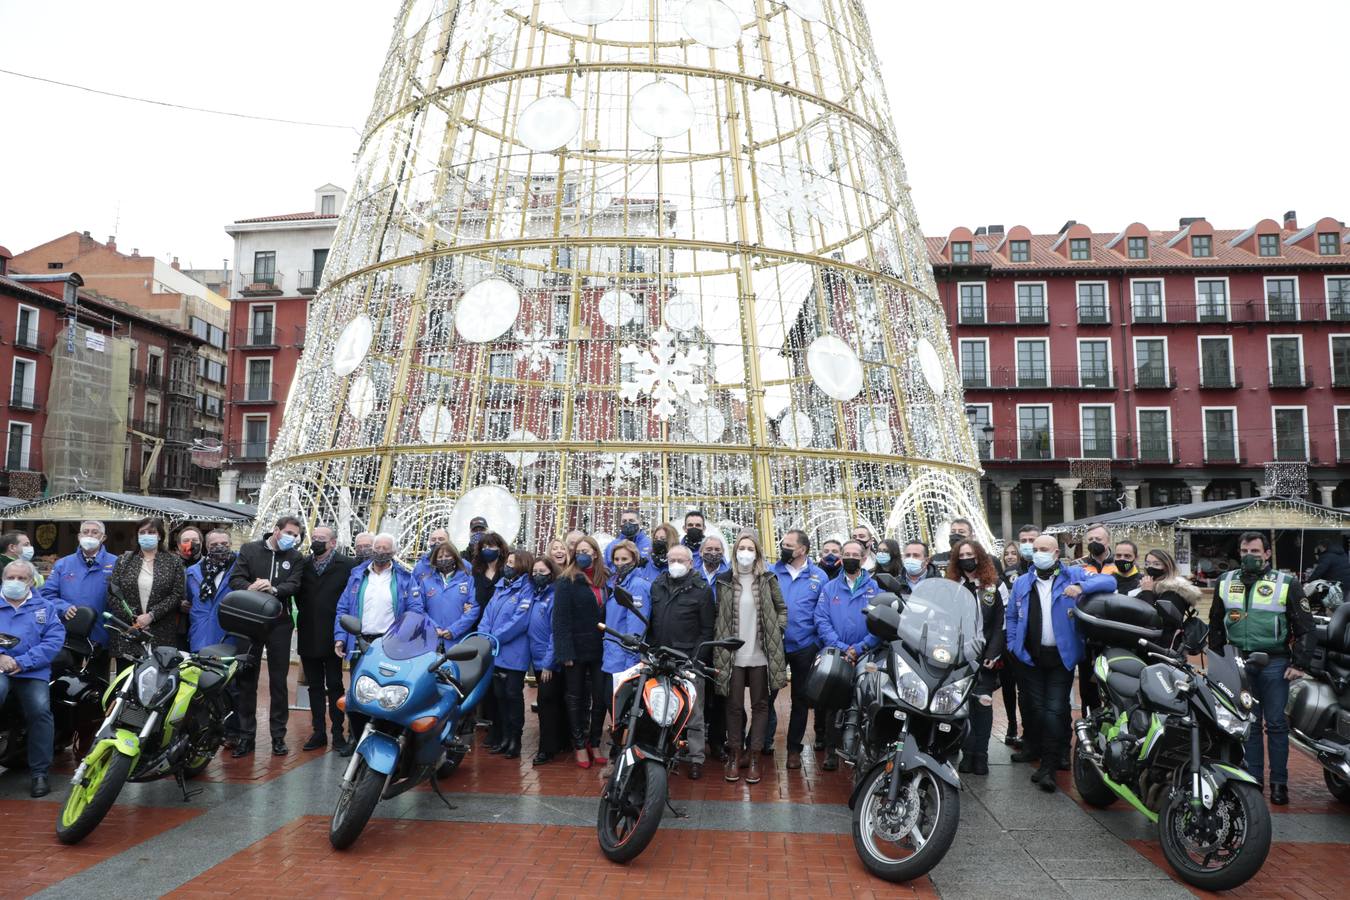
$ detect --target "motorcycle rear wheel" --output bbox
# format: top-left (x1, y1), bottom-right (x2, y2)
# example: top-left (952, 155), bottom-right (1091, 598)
top-left (56, 748), bottom-right (134, 845)
top-left (597, 759), bottom-right (667, 863)
top-left (1158, 780), bottom-right (1270, 891)
top-left (1325, 770), bottom-right (1350, 804)
top-left (329, 760), bottom-right (385, 850)
top-left (852, 764), bottom-right (960, 883)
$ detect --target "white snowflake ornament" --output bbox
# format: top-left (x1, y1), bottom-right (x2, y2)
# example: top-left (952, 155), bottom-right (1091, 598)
top-left (594, 453), bottom-right (641, 487)
top-left (618, 328), bottom-right (708, 420)
top-left (512, 323), bottom-right (559, 377)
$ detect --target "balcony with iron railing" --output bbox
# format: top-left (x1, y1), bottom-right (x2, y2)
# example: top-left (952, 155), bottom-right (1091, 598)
top-left (982, 431), bottom-right (1180, 464)
top-left (1131, 297), bottom-right (1350, 325)
top-left (9, 389), bottom-right (40, 412)
top-left (236, 326), bottom-right (278, 348)
top-left (226, 439), bottom-right (272, 463)
top-left (239, 270), bottom-right (283, 296)
top-left (1133, 365), bottom-right (1177, 389)
top-left (230, 381), bottom-right (277, 404)
top-left (1274, 439), bottom-right (1318, 463)
top-left (1203, 439), bottom-right (1248, 464)
top-left (1334, 364), bottom-right (1350, 389)
top-left (13, 329), bottom-right (49, 353)
top-left (128, 418), bottom-right (163, 437)
top-left (298, 270), bottom-right (323, 294)
top-left (961, 366), bottom-right (1116, 391)
top-left (1199, 366), bottom-right (1243, 390)
top-left (1269, 365), bottom-right (1313, 389)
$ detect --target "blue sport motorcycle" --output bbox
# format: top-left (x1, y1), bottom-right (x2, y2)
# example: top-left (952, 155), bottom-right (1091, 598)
top-left (329, 610), bottom-right (497, 849)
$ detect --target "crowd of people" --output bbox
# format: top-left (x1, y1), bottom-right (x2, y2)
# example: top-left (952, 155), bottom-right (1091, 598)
top-left (0, 511), bottom-right (1321, 810)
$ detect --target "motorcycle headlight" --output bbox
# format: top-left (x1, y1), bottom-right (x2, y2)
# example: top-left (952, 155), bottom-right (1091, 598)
top-left (893, 652), bottom-right (929, 710)
top-left (377, 684), bottom-right (410, 710)
top-left (354, 675), bottom-right (382, 704)
top-left (1213, 702), bottom-right (1250, 738)
top-left (930, 674), bottom-right (975, 716)
top-left (136, 664), bottom-right (165, 705)
top-left (645, 683), bottom-right (682, 726)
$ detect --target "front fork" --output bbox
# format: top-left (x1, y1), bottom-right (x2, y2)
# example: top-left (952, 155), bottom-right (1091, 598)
top-left (1188, 718), bottom-right (1204, 810)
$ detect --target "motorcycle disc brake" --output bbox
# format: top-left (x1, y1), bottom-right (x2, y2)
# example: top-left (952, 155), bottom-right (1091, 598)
top-left (873, 776), bottom-right (921, 841)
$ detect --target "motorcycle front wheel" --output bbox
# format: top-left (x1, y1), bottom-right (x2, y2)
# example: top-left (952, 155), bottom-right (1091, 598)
top-left (1158, 780), bottom-right (1271, 891)
top-left (851, 764), bottom-right (960, 883)
top-left (329, 759), bottom-right (385, 850)
top-left (597, 758), bottom-right (667, 863)
top-left (56, 747), bottom-right (134, 845)
top-left (1325, 769), bottom-right (1350, 804)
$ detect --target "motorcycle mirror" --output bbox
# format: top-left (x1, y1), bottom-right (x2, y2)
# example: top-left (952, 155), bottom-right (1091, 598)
top-left (339, 614), bottom-right (364, 637)
top-left (873, 573), bottom-right (904, 593)
top-left (0, 632), bottom-right (18, 650)
top-left (1181, 616), bottom-right (1209, 652)
top-left (1246, 651), bottom-right (1270, 669)
top-left (865, 600), bottom-right (902, 641)
top-left (611, 585), bottom-right (650, 627)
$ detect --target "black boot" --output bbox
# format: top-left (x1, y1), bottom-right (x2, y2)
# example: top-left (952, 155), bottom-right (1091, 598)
top-left (504, 737), bottom-right (521, 759)
top-left (958, 753), bottom-right (974, 774)
top-left (972, 754), bottom-right (989, 776)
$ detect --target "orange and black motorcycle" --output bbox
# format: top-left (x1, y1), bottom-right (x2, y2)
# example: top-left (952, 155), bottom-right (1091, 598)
top-left (595, 589), bottom-right (741, 863)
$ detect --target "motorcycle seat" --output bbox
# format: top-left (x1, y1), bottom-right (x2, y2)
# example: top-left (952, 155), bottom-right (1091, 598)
top-left (1102, 649), bottom-right (1146, 679)
top-left (447, 636), bottom-right (492, 694)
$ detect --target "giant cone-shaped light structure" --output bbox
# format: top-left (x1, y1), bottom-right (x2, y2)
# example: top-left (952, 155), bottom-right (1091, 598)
top-left (257, 0), bottom-right (987, 552)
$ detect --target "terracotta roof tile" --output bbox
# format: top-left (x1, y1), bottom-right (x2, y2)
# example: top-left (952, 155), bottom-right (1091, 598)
top-left (233, 212), bottom-right (339, 224)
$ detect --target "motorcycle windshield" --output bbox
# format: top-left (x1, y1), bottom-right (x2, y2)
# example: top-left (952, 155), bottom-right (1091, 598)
top-left (897, 579), bottom-right (985, 667)
top-left (379, 611), bottom-right (438, 661)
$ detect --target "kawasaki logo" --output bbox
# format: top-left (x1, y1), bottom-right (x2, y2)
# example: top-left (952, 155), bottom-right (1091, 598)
top-left (1153, 670), bottom-right (1174, 694)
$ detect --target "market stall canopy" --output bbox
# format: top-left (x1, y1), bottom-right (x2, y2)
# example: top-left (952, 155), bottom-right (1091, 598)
top-left (0, 490), bottom-right (256, 527)
top-left (1047, 496), bottom-right (1350, 535)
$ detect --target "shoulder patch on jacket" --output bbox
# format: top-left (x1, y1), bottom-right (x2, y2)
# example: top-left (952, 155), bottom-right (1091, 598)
top-left (281, 561), bottom-right (292, 571)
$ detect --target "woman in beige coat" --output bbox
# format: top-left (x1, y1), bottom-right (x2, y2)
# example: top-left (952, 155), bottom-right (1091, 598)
top-left (713, 531), bottom-right (787, 784)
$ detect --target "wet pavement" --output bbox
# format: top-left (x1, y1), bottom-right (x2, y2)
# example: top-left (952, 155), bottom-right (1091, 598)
top-left (3, 672), bottom-right (1349, 899)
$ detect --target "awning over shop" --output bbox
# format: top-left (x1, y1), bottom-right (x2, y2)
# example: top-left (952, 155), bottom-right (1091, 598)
top-left (0, 491), bottom-right (256, 526)
top-left (1047, 496), bottom-right (1350, 535)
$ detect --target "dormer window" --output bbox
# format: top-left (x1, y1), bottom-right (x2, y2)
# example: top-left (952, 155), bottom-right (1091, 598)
top-left (1127, 236), bottom-right (1148, 259)
top-left (1191, 235), bottom-right (1212, 258)
top-left (320, 194), bottom-right (336, 216)
top-left (1009, 240), bottom-right (1030, 262)
top-left (1069, 238), bottom-right (1091, 261)
top-left (1258, 234), bottom-right (1279, 257)
top-left (951, 241), bottom-right (972, 263)
top-left (1319, 232), bottom-right (1342, 256)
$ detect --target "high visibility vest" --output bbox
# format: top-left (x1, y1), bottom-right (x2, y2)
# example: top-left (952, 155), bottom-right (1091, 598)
top-left (1219, 570), bottom-right (1290, 653)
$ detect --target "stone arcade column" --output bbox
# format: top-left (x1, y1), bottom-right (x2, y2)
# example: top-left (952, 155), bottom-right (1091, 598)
top-left (997, 481), bottom-right (1017, 541)
top-left (1188, 482), bottom-right (1207, 505)
top-left (1053, 478), bottom-right (1080, 526)
top-left (1120, 482), bottom-right (1141, 509)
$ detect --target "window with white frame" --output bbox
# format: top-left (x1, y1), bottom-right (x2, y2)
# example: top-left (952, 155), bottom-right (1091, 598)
top-left (10, 358), bottom-right (36, 408)
top-left (15, 305), bottom-right (39, 349)
top-left (1203, 408), bottom-right (1238, 461)
top-left (1267, 336), bottom-right (1304, 387)
top-left (1016, 339), bottom-right (1048, 387)
top-left (1017, 406), bottom-right (1052, 459)
top-left (6, 422), bottom-right (32, 470)
top-left (1329, 277), bottom-right (1350, 321)
top-left (1134, 338), bottom-right (1168, 387)
top-left (1197, 279), bottom-right (1228, 321)
top-left (1199, 336), bottom-right (1234, 388)
top-left (489, 351), bottom-right (514, 379)
top-left (245, 358), bottom-right (272, 401)
top-left (1078, 339), bottom-right (1111, 387)
top-left (1132, 280), bottom-right (1163, 322)
top-left (1336, 407), bottom-right (1350, 462)
top-left (1273, 407), bottom-right (1308, 460)
top-left (1265, 278), bottom-right (1298, 321)
top-left (1077, 283), bottom-right (1108, 323)
top-left (1016, 283), bottom-right (1046, 322)
top-left (243, 416), bottom-right (270, 458)
top-left (248, 305), bottom-right (275, 344)
top-left (1079, 405), bottom-right (1113, 458)
top-left (959, 340), bottom-right (988, 387)
top-left (1332, 336), bottom-right (1350, 387)
top-left (958, 283), bottom-right (986, 323)
top-left (1137, 409), bottom-right (1172, 461)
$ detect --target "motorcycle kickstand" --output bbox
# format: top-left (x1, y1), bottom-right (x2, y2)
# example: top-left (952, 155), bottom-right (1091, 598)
top-left (664, 794), bottom-right (689, 819)
top-left (174, 771), bottom-right (203, 803)
top-left (428, 772), bottom-right (457, 813)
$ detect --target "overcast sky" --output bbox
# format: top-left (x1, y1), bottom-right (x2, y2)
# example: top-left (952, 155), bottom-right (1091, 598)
top-left (2, 0), bottom-right (1346, 270)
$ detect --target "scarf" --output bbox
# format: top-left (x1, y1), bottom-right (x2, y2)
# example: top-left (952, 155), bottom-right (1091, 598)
top-left (199, 554), bottom-right (235, 606)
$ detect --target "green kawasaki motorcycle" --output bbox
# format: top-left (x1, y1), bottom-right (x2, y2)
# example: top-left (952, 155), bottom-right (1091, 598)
top-left (56, 590), bottom-right (280, 845)
top-left (1070, 593), bottom-right (1271, 892)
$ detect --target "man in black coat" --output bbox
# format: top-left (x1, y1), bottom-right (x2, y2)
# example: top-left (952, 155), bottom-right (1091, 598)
top-left (646, 544), bottom-right (715, 778)
top-left (228, 515), bottom-right (306, 757)
top-left (296, 524), bottom-right (356, 752)
top-left (1308, 540), bottom-right (1350, 604)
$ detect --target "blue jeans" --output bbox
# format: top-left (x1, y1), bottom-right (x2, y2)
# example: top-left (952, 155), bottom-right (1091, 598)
top-left (0, 673), bottom-right (54, 776)
top-left (1244, 656), bottom-right (1290, 786)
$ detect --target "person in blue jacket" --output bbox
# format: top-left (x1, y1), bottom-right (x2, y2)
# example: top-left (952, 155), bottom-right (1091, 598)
top-left (418, 540), bottom-right (473, 634)
top-left (410, 527), bottom-right (450, 585)
top-left (604, 509), bottom-right (652, 566)
top-left (526, 556), bottom-right (568, 765)
top-left (186, 529), bottom-right (237, 653)
top-left (0, 559), bottom-right (64, 797)
top-left (479, 549), bottom-right (536, 759)
top-left (814, 539), bottom-right (881, 770)
top-left (602, 541), bottom-right (651, 758)
top-left (769, 528), bottom-right (827, 770)
top-left (39, 520), bottom-right (117, 672)
top-left (695, 534), bottom-right (729, 589)
top-left (1005, 534), bottom-right (1116, 792)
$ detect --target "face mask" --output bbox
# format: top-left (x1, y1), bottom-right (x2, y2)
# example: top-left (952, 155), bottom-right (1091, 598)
top-left (620, 523), bottom-right (640, 538)
top-left (1087, 541), bottom-right (1106, 557)
top-left (841, 558), bottom-right (862, 575)
top-left (79, 536), bottom-right (101, 553)
top-left (480, 546), bottom-right (500, 562)
top-left (735, 549), bottom-right (756, 568)
top-left (1113, 558), bottom-right (1134, 571)
top-left (354, 547), bottom-right (373, 561)
top-left (1145, 566), bottom-right (1166, 580)
top-left (1033, 550), bottom-right (1057, 572)
top-left (501, 565), bottom-right (517, 581)
top-left (208, 546), bottom-right (233, 563)
top-left (574, 552), bottom-right (593, 570)
top-left (310, 540), bottom-right (329, 556)
top-left (902, 558), bottom-right (924, 576)
top-left (434, 558), bottom-right (458, 573)
top-left (179, 541), bottom-right (199, 558)
top-left (138, 534), bottom-right (159, 551)
top-left (667, 562), bottom-right (690, 579)
top-left (779, 546), bottom-right (795, 565)
top-left (277, 533), bottom-right (298, 552)
top-left (701, 553), bottom-right (723, 569)
top-left (469, 532), bottom-right (485, 545)
top-left (1019, 542), bottom-right (1034, 560)
top-left (685, 527), bottom-right (704, 544)
top-left (875, 552), bottom-right (892, 566)
top-left (822, 553), bottom-right (840, 567)
top-left (959, 558), bottom-right (979, 573)
top-left (949, 533), bottom-right (965, 548)
top-left (1, 579), bottom-right (27, 600)
top-left (616, 562), bottom-right (634, 578)
top-left (1240, 554), bottom-right (1265, 575)
top-left (532, 573), bottom-right (552, 589)
top-left (19, 546), bottom-right (34, 561)
top-left (652, 539), bottom-right (668, 555)
top-left (371, 551), bottom-right (394, 566)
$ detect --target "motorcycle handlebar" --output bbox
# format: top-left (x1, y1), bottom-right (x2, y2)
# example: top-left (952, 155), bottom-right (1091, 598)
top-left (1137, 637), bottom-right (1184, 663)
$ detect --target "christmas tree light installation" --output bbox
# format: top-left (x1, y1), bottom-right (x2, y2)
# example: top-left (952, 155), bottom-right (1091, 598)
top-left (256, 0), bottom-right (989, 552)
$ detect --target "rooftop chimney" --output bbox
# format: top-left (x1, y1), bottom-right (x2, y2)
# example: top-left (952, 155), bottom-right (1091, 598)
top-left (171, 256), bottom-right (180, 271)
top-left (131, 248), bottom-right (139, 257)
top-left (0, 248), bottom-right (9, 276)
top-left (107, 235), bottom-right (117, 251)
top-left (1283, 210), bottom-right (1298, 230)
top-left (82, 230), bottom-right (91, 238)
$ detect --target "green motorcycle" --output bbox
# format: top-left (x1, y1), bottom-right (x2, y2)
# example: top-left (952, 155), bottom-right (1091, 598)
top-left (55, 611), bottom-right (248, 845)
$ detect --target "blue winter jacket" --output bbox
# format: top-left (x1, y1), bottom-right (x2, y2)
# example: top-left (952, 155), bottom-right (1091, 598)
top-left (450, 575), bottom-right (525, 640)
top-left (479, 577), bottom-right (535, 671)
top-left (0, 594), bottom-right (65, 680)
top-left (772, 560), bottom-right (828, 653)
top-left (604, 530), bottom-right (653, 566)
top-left (639, 557), bottom-right (667, 584)
top-left (1006, 565), bottom-right (1116, 670)
top-left (815, 570), bottom-right (882, 656)
top-left (697, 559), bottom-right (730, 593)
top-left (527, 582), bottom-right (559, 672)
top-left (186, 557), bottom-right (237, 652)
top-left (419, 567), bottom-right (473, 633)
top-left (333, 561), bottom-right (426, 654)
top-left (39, 548), bottom-right (118, 647)
top-left (603, 569), bottom-right (651, 674)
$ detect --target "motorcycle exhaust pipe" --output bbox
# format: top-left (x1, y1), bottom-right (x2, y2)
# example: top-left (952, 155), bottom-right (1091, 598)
top-left (1290, 728), bottom-right (1350, 780)
top-left (1073, 719), bottom-right (1099, 759)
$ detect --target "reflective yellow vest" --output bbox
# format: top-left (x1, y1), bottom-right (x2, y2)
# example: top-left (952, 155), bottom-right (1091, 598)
top-left (1219, 569), bottom-right (1290, 653)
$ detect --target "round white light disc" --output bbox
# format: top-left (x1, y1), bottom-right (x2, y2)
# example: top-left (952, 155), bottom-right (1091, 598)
top-left (347, 374), bottom-right (377, 420)
top-left (449, 484), bottom-right (521, 546)
top-left (682, 0), bottom-right (742, 49)
top-left (631, 81), bottom-right (695, 140)
top-left (806, 334), bottom-right (864, 401)
top-left (662, 294), bottom-right (700, 332)
top-left (333, 314), bottom-right (374, 377)
top-left (598, 289), bottom-right (638, 327)
top-left (417, 403), bottom-right (455, 443)
top-left (779, 411), bottom-right (815, 449)
top-left (503, 429), bottom-right (540, 468)
top-left (916, 338), bottom-right (946, 395)
top-left (862, 418), bottom-right (894, 455)
top-left (518, 95), bottom-right (581, 152)
top-left (687, 405), bottom-right (726, 443)
top-left (562, 0), bottom-right (623, 25)
top-left (784, 0), bottom-right (825, 22)
top-left (455, 278), bottom-right (521, 342)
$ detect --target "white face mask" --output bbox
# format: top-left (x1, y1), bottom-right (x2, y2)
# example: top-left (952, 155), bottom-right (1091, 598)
top-left (79, 536), bottom-right (102, 552)
top-left (735, 549), bottom-right (756, 568)
top-left (667, 562), bottom-right (690, 579)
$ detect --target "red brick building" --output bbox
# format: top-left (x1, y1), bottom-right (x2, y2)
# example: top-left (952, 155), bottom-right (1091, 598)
top-left (930, 212), bottom-right (1350, 538)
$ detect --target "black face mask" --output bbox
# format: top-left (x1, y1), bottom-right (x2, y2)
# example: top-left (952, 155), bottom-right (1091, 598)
top-left (616, 562), bottom-right (634, 578)
top-left (701, 554), bottom-right (723, 570)
top-left (1114, 558), bottom-right (1134, 571)
top-left (434, 558), bottom-right (458, 573)
top-left (950, 533), bottom-right (966, 548)
top-left (620, 523), bottom-right (640, 538)
top-left (501, 565), bottom-right (517, 581)
top-left (841, 557), bottom-right (862, 575)
top-left (685, 527), bottom-right (704, 545)
top-left (958, 557), bottom-right (978, 573)
top-left (532, 573), bottom-right (552, 589)
top-left (779, 546), bottom-right (796, 565)
top-left (480, 546), bottom-right (500, 562)
top-left (310, 540), bottom-right (328, 556)
top-left (354, 547), bottom-right (373, 561)
top-left (652, 539), bottom-right (668, 555)
top-left (371, 551), bottom-right (394, 566)
top-left (1145, 566), bottom-right (1166, 580)
top-left (1087, 541), bottom-right (1107, 557)
top-left (207, 546), bottom-right (233, 564)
